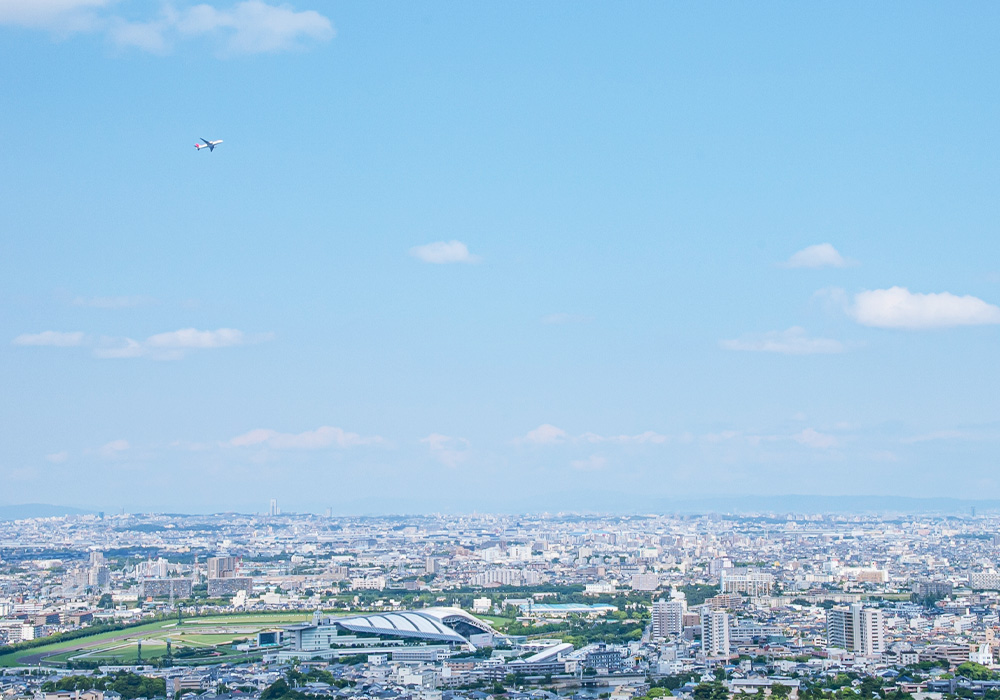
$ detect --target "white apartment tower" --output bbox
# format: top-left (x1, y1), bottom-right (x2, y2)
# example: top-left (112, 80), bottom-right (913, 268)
top-left (651, 599), bottom-right (685, 640)
top-left (701, 608), bottom-right (730, 657)
top-left (826, 604), bottom-right (885, 655)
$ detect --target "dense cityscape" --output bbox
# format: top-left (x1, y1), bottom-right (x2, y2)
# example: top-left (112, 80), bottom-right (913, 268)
top-left (3, 508), bottom-right (1000, 700)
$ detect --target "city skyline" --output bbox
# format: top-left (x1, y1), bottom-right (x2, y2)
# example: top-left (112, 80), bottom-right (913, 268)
top-left (3, 2), bottom-right (1000, 512)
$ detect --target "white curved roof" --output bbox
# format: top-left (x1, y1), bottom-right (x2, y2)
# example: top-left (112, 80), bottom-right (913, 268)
top-left (335, 608), bottom-right (499, 647)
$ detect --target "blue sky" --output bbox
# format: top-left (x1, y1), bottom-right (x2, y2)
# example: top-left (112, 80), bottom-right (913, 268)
top-left (2, 1), bottom-right (1000, 513)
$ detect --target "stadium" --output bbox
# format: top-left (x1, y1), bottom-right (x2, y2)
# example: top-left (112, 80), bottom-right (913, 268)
top-left (334, 607), bottom-right (499, 647)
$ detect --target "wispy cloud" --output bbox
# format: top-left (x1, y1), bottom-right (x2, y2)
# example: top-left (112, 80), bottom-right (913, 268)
top-left (12, 331), bottom-right (86, 347)
top-left (409, 240), bottom-right (481, 264)
top-left (900, 430), bottom-right (968, 444)
top-left (850, 287), bottom-right (1000, 329)
top-left (792, 428), bottom-right (838, 449)
top-left (520, 424), bottom-right (668, 446)
top-left (0, 0), bottom-right (111, 31)
top-left (45, 451), bottom-right (69, 464)
top-left (521, 424), bottom-right (568, 445)
top-left (420, 433), bottom-right (470, 468)
top-left (228, 425), bottom-right (382, 449)
top-left (95, 328), bottom-right (273, 359)
top-left (98, 439), bottom-right (129, 457)
top-left (721, 327), bottom-right (845, 355)
top-left (781, 243), bottom-right (854, 269)
top-left (0, 0), bottom-right (334, 55)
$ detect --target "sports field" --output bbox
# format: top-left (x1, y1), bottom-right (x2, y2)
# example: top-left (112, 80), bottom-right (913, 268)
top-left (0, 612), bottom-right (312, 668)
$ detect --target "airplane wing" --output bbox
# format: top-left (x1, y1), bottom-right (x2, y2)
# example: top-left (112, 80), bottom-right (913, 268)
top-left (200, 138), bottom-right (211, 145)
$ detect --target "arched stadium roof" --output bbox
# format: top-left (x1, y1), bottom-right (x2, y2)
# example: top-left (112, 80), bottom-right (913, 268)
top-left (335, 607), bottom-right (499, 648)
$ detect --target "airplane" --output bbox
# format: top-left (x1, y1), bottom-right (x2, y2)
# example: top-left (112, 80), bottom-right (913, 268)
top-left (194, 138), bottom-right (223, 152)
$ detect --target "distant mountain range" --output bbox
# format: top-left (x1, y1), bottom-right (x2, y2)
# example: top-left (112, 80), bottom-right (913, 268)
top-left (0, 503), bottom-right (93, 520)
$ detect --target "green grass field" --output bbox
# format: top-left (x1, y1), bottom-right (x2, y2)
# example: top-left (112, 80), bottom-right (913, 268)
top-left (0, 612), bottom-right (312, 668)
top-left (474, 615), bottom-right (513, 630)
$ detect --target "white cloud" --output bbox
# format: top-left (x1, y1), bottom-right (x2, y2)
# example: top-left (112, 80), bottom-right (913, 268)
top-left (95, 328), bottom-right (273, 359)
top-left (71, 295), bottom-right (153, 308)
top-left (99, 439), bottom-right (129, 457)
top-left (174, 1), bottom-right (334, 54)
top-left (229, 425), bottom-right (381, 449)
top-left (146, 327), bottom-right (252, 349)
top-left (409, 240), bottom-right (481, 264)
top-left (782, 243), bottom-right (853, 269)
top-left (12, 331), bottom-right (86, 347)
top-left (522, 424), bottom-right (568, 445)
top-left (0, 0), bottom-right (112, 31)
top-left (94, 338), bottom-right (146, 359)
top-left (793, 428), bottom-right (837, 449)
top-left (420, 433), bottom-right (470, 468)
top-left (45, 451), bottom-right (69, 463)
top-left (851, 286), bottom-right (1000, 329)
top-left (571, 455), bottom-right (607, 471)
top-left (107, 16), bottom-right (170, 52)
top-left (522, 424), bottom-right (669, 446)
top-left (720, 327), bottom-right (845, 355)
top-left (0, 0), bottom-right (333, 55)
top-left (701, 430), bottom-right (742, 443)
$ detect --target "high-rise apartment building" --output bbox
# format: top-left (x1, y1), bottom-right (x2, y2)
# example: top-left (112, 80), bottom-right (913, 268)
top-left (138, 557), bottom-right (169, 579)
top-left (701, 608), bottom-right (730, 657)
top-left (720, 567), bottom-right (775, 597)
top-left (826, 604), bottom-right (885, 655)
top-left (970, 572), bottom-right (1000, 590)
top-left (269, 499), bottom-right (278, 516)
top-left (88, 565), bottom-right (110, 589)
top-left (651, 599), bottom-right (685, 640)
top-left (87, 550), bottom-right (110, 590)
top-left (207, 556), bottom-right (239, 579)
